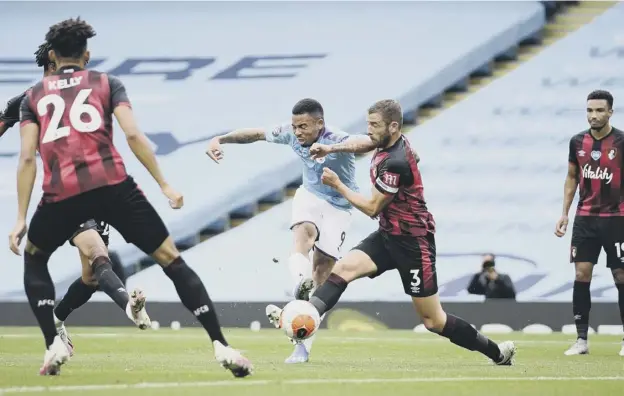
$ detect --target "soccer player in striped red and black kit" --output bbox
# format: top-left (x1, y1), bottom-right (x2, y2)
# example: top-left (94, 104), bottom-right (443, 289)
top-left (270, 99), bottom-right (517, 365)
top-left (1, 44), bottom-right (128, 358)
top-left (555, 90), bottom-right (624, 356)
top-left (9, 18), bottom-right (252, 377)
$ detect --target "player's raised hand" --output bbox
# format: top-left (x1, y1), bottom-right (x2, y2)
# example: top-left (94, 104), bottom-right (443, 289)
top-left (162, 185), bottom-right (184, 209)
top-left (555, 215), bottom-right (569, 237)
top-left (321, 167), bottom-right (341, 188)
top-left (8, 219), bottom-right (27, 256)
top-left (205, 137), bottom-right (224, 164)
top-left (310, 143), bottom-right (331, 160)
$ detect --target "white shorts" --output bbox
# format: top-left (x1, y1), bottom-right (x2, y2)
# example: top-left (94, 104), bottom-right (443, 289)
top-left (290, 186), bottom-right (352, 260)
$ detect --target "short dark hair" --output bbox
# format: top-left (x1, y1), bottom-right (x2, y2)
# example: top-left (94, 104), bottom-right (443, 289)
top-left (34, 42), bottom-right (52, 71)
top-left (587, 90), bottom-right (614, 109)
top-left (45, 17), bottom-right (96, 59)
top-left (292, 98), bottom-right (324, 119)
top-left (368, 99), bottom-right (403, 129)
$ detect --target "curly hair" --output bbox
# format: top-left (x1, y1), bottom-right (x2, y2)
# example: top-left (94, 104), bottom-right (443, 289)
top-left (34, 42), bottom-right (52, 70)
top-left (45, 17), bottom-right (96, 59)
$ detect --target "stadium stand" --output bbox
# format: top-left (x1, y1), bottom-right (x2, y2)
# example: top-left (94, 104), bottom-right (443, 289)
top-left (0, 1), bottom-right (547, 299)
top-left (123, 2), bottom-right (624, 305)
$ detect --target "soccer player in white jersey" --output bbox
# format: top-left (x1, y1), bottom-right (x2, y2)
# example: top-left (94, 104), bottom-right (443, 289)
top-left (206, 98), bottom-right (373, 363)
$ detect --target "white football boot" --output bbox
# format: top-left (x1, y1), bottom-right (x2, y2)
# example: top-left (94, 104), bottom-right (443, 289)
top-left (564, 338), bottom-right (589, 355)
top-left (39, 336), bottom-right (71, 376)
top-left (265, 304), bottom-right (283, 329)
top-left (213, 340), bottom-right (253, 378)
top-left (494, 341), bottom-right (517, 365)
top-left (54, 319), bottom-right (74, 357)
top-left (618, 341), bottom-right (624, 356)
top-left (125, 288), bottom-right (151, 329)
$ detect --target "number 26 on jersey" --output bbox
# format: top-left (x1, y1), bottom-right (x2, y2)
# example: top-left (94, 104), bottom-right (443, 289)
top-left (37, 88), bottom-right (102, 144)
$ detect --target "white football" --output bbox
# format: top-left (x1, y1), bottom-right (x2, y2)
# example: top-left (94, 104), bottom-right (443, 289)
top-left (280, 300), bottom-right (321, 341)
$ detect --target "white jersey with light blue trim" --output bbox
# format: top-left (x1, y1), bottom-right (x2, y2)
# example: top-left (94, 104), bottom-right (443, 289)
top-left (266, 123), bottom-right (358, 210)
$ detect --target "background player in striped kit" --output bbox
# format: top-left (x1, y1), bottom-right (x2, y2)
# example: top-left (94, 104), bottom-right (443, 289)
top-left (555, 90), bottom-right (624, 356)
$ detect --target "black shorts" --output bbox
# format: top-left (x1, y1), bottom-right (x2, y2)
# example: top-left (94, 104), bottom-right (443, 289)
top-left (28, 176), bottom-right (169, 255)
top-left (354, 230), bottom-right (438, 297)
top-left (69, 219), bottom-right (110, 247)
top-left (571, 216), bottom-right (624, 269)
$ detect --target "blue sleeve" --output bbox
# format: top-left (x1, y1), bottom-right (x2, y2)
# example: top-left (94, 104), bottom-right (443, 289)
top-left (265, 123), bottom-right (294, 146)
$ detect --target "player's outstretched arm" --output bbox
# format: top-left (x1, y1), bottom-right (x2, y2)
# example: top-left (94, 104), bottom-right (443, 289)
top-left (310, 136), bottom-right (376, 160)
top-left (321, 168), bottom-right (393, 217)
top-left (219, 128), bottom-right (267, 144)
top-left (206, 128), bottom-right (266, 163)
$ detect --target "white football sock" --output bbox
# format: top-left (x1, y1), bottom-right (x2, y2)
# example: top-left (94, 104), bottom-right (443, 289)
top-left (302, 312), bottom-right (326, 353)
top-left (288, 253), bottom-right (312, 285)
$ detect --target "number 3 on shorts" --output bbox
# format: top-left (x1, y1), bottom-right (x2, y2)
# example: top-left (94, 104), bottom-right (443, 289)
top-left (410, 269), bottom-right (421, 287)
top-left (38, 89), bottom-right (102, 144)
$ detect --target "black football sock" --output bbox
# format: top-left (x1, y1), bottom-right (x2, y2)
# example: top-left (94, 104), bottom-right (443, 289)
top-left (436, 314), bottom-right (502, 362)
top-left (163, 257), bottom-right (228, 346)
top-left (308, 273), bottom-right (348, 316)
top-left (573, 281), bottom-right (591, 340)
top-left (24, 251), bottom-right (57, 348)
top-left (616, 284), bottom-right (624, 335)
top-left (92, 256), bottom-right (129, 310)
top-left (54, 277), bottom-right (97, 322)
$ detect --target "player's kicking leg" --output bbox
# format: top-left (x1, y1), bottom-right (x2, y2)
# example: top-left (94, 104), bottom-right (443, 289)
top-left (316, 250), bottom-right (514, 365)
top-left (282, 248), bottom-right (334, 363)
top-left (268, 233), bottom-right (516, 365)
top-left (288, 222), bottom-right (317, 300)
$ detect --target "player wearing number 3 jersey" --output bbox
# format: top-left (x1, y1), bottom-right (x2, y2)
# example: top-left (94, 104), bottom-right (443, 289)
top-left (267, 100), bottom-right (517, 366)
top-left (10, 17), bottom-right (252, 377)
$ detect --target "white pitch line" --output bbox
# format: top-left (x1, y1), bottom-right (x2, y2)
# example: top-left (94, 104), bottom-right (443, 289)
top-left (1, 376), bottom-right (624, 394)
top-left (0, 333), bottom-right (621, 345)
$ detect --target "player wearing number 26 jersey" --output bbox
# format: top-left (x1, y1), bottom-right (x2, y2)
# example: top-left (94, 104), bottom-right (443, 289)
top-left (1, 42), bottom-right (125, 366)
top-left (21, 69), bottom-right (128, 202)
top-left (12, 18), bottom-right (251, 377)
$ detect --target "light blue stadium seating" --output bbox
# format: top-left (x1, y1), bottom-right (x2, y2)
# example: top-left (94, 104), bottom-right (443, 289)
top-left (0, 1), bottom-right (546, 298)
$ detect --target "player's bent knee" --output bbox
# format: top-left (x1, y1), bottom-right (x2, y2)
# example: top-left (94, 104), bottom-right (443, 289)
top-left (151, 237), bottom-right (180, 267)
top-left (332, 251), bottom-right (376, 283)
top-left (421, 315), bottom-right (447, 333)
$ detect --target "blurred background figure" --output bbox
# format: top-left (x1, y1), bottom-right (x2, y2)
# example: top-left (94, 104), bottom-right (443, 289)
top-left (467, 254), bottom-right (516, 300)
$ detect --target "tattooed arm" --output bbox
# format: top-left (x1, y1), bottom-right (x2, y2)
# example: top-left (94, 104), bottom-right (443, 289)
top-left (205, 128), bottom-right (270, 164)
top-left (218, 128), bottom-right (267, 144)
